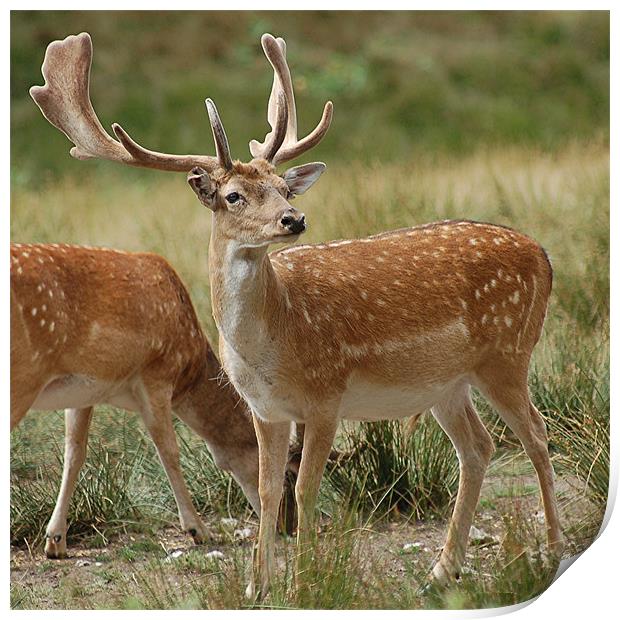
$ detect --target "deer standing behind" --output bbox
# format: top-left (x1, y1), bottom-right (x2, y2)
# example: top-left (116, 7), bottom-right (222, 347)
top-left (29, 31), bottom-right (563, 598)
top-left (11, 242), bottom-right (261, 558)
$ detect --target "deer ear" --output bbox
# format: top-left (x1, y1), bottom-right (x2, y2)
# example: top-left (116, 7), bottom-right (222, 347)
top-left (187, 167), bottom-right (217, 211)
top-left (282, 162), bottom-right (326, 196)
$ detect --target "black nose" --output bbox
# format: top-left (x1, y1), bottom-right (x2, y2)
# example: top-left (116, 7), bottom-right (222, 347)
top-left (281, 213), bottom-right (306, 234)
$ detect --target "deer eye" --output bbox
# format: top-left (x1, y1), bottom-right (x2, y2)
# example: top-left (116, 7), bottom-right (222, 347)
top-left (225, 192), bottom-right (240, 204)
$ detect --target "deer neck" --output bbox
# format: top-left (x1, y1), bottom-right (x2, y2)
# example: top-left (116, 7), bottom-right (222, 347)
top-left (174, 346), bottom-right (260, 513)
top-left (208, 230), bottom-right (283, 360)
top-left (175, 348), bottom-right (238, 436)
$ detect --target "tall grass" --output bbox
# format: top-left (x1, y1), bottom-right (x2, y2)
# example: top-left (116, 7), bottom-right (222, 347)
top-left (11, 441), bottom-right (145, 547)
top-left (326, 416), bottom-right (459, 520)
top-left (423, 501), bottom-right (556, 609)
top-left (10, 410), bottom-right (252, 548)
top-left (93, 502), bottom-right (556, 610)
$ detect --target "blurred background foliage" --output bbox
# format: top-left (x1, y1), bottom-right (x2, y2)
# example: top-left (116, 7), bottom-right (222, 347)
top-left (11, 10), bottom-right (609, 186)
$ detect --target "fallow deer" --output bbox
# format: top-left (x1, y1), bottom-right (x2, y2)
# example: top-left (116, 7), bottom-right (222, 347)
top-left (29, 31), bottom-right (562, 597)
top-left (11, 242), bottom-right (262, 558)
top-left (192, 38), bottom-right (563, 598)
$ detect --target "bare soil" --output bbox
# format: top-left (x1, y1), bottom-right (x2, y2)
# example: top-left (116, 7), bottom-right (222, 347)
top-left (10, 460), bottom-right (600, 610)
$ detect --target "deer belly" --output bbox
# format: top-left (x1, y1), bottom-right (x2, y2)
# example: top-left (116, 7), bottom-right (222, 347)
top-left (339, 375), bottom-right (461, 422)
top-left (31, 374), bottom-right (139, 411)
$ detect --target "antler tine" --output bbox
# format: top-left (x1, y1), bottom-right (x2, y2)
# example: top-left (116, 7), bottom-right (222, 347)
top-left (249, 35), bottom-right (296, 162)
top-left (249, 33), bottom-right (333, 166)
top-left (30, 32), bottom-right (219, 173)
top-left (273, 100), bottom-right (333, 166)
top-left (205, 99), bottom-right (233, 171)
top-left (260, 91), bottom-right (289, 163)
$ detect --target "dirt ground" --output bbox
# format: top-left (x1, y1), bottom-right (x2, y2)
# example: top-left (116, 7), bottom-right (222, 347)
top-left (10, 457), bottom-right (600, 610)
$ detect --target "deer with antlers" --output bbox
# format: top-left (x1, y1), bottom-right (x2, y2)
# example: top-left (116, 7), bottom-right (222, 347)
top-left (29, 31), bottom-right (562, 597)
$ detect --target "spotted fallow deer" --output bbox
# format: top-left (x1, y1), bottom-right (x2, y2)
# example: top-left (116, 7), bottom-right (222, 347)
top-left (29, 31), bottom-right (562, 596)
top-left (11, 242), bottom-right (262, 558)
top-left (189, 39), bottom-right (563, 598)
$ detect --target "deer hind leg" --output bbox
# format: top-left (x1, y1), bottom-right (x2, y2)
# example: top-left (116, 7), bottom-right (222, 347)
top-left (247, 414), bottom-right (291, 601)
top-left (138, 383), bottom-right (207, 544)
top-left (474, 362), bottom-right (563, 559)
top-left (430, 383), bottom-right (495, 583)
top-left (10, 375), bottom-right (40, 430)
top-left (45, 407), bottom-right (94, 558)
top-left (10, 394), bottom-right (34, 431)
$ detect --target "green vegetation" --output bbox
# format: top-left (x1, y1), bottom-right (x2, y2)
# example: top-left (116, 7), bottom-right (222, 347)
top-left (11, 413), bottom-right (252, 548)
top-left (326, 416), bottom-right (460, 520)
top-left (11, 10), bottom-right (608, 610)
top-left (9, 502), bottom-right (561, 609)
top-left (11, 11), bottom-right (609, 183)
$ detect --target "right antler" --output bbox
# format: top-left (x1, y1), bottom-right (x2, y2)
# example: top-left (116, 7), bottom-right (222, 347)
top-left (30, 32), bottom-right (226, 172)
top-left (250, 34), bottom-right (333, 166)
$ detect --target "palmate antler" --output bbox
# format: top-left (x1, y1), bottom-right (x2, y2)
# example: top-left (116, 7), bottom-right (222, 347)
top-left (29, 32), bottom-right (227, 172)
top-left (30, 32), bottom-right (330, 173)
top-left (250, 34), bottom-right (333, 166)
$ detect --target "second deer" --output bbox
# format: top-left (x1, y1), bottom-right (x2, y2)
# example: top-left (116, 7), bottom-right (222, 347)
top-left (11, 242), bottom-right (263, 558)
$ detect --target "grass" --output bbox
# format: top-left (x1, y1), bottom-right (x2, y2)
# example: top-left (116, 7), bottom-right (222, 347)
top-left (425, 504), bottom-right (556, 609)
top-left (326, 416), bottom-right (460, 520)
top-left (11, 502), bottom-right (559, 610)
top-left (10, 410), bottom-right (253, 549)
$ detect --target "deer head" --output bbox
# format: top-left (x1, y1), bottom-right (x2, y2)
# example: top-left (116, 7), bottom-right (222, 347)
top-left (186, 34), bottom-right (331, 248)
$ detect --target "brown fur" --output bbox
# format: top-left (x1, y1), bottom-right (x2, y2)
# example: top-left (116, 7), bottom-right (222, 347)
top-left (265, 220), bottom-right (553, 396)
top-left (10, 242), bottom-right (260, 556)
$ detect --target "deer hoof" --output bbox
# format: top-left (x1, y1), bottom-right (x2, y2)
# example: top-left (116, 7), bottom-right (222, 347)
top-left (430, 560), bottom-right (459, 585)
top-left (186, 524), bottom-right (207, 545)
top-left (245, 580), bottom-right (256, 600)
top-left (245, 579), bottom-right (266, 602)
top-left (45, 533), bottom-right (67, 559)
